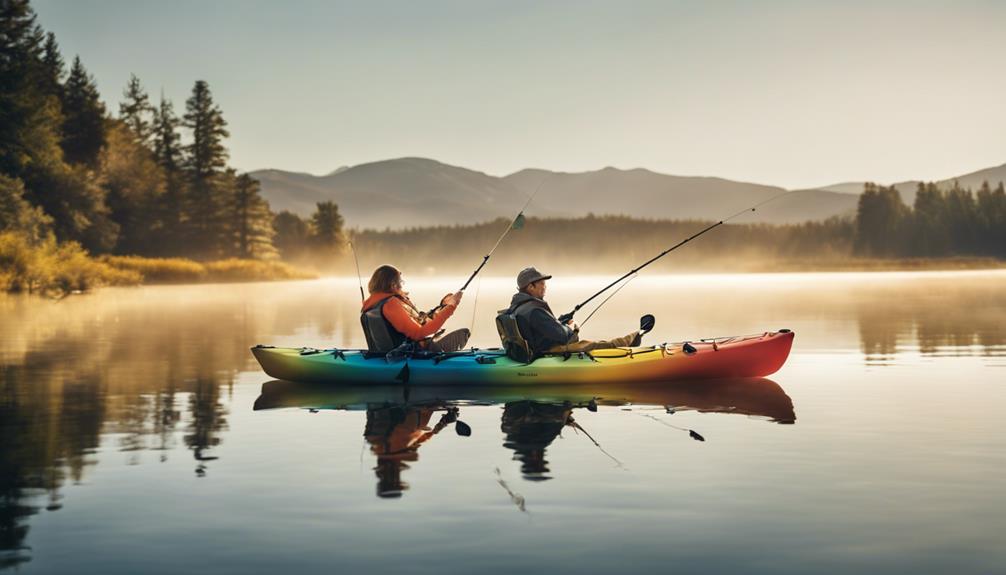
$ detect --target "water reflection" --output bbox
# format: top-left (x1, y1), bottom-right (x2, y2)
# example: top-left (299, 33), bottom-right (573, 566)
top-left (1, 272), bottom-right (1003, 570)
top-left (254, 378), bottom-right (795, 495)
top-left (854, 281), bottom-right (1006, 363)
top-left (364, 403), bottom-right (462, 498)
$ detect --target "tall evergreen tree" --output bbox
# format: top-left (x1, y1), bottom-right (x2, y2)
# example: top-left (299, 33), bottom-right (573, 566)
top-left (0, 0), bottom-right (59, 178)
top-left (182, 80), bottom-right (229, 256)
top-left (854, 183), bottom-right (909, 257)
top-left (152, 96), bottom-right (185, 249)
top-left (152, 96), bottom-right (182, 172)
top-left (0, 2), bottom-right (116, 250)
top-left (182, 80), bottom-right (229, 178)
top-left (230, 173), bottom-right (275, 259)
top-left (273, 210), bottom-right (311, 260)
top-left (310, 201), bottom-right (345, 253)
top-left (61, 56), bottom-right (106, 167)
top-left (943, 182), bottom-right (978, 255)
top-left (118, 74), bottom-right (153, 147)
top-left (911, 183), bottom-right (949, 257)
top-left (40, 31), bottom-right (64, 99)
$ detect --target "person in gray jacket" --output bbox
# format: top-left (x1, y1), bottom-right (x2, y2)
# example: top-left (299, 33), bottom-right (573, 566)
top-left (501, 267), bottom-right (642, 356)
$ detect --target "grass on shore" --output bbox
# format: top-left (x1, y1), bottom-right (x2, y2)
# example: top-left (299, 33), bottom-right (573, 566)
top-left (1, 231), bottom-right (315, 296)
top-left (0, 232), bottom-right (140, 296)
top-left (101, 255), bottom-right (314, 283)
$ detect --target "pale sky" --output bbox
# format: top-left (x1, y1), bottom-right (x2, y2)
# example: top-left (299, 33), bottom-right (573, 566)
top-left (34, 0), bottom-right (1006, 189)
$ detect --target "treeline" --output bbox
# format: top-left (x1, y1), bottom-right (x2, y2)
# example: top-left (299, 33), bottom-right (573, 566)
top-left (854, 181), bottom-right (1006, 258)
top-left (353, 183), bottom-right (1006, 273)
top-left (0, 0), bottom-right (342, 290)
top-left (352, 215), bottom-right (857, 274)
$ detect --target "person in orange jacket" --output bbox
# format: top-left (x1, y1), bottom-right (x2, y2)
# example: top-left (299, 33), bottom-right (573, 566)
top-left (360, 264), bottom-right (470, 353)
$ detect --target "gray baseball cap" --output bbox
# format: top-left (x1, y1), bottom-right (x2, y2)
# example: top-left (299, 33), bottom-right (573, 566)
top-left (517, 267), bottom-right (552, 289)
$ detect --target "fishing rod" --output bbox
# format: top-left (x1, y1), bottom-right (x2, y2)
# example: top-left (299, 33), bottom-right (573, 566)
top-left (557, 190), bottom-right (797, 324)
top-left (458, 177), bottom-right (547, 292)
top-left (419, 177), bottom-right (547, 321)
top-left (348, 238), bottom-right (365, 303)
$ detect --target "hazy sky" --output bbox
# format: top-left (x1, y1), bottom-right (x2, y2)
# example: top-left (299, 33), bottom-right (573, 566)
top-left (34, 0), bottom-right (1006, 189)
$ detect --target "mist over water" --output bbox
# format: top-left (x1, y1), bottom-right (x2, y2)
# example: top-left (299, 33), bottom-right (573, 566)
top-left (2, 271), bottom-right (1004, 574)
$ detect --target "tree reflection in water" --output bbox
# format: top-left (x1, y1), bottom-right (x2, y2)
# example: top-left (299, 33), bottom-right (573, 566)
top-left (2, 273), bottom-right (1003, 567)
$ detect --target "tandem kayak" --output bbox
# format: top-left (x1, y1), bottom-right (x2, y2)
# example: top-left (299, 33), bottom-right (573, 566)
top-left (250, 329), bottom-right (795, 385)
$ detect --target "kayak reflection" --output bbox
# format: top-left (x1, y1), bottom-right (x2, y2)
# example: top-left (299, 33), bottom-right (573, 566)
top-left (253, 378), bottom-right (795, 496)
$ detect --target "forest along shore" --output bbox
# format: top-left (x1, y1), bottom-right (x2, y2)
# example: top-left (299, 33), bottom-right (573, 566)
top-left (1, 3), bottom-right (1004, 296)
top-left (0, 3), bottom-right (335, 296)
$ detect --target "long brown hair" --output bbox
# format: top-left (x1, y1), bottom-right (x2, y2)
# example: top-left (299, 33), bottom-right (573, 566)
top-left (368, 265), bottom-right (402, 294)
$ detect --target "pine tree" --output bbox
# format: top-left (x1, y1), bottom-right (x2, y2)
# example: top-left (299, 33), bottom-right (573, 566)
top-left (944, 182), bottom-right (978, 255)
top-left (40, 31), bottom-right (64, 100)
top-left (975, 181), bottom-right (996, 256)
top-left (118, 74), bottom-right (153, 147)
top-left (182, 80), bottom-right (229, 256)
top-left (183, 80), bottom-right (229, 178)
top-left (911, 182), bottom-right (949, 257)
top-left (61, 56), bottom-right (106, 167)
top-left (0, 2), bottom-right (116, 250)
top-left (230, 173), bottom-right (276, 259)
top-left (0, 0), bottom-right (58, 177)
top-left (854, 183), bottom-right (909, 257)
top-left (152, 96), bottom-right (185, 249)
top-left (310, 201), bottom-right (345, 253)
top-left (153, 96), bottom-right (182, 172)
top-left (273, 210), bottom-right (311, 260)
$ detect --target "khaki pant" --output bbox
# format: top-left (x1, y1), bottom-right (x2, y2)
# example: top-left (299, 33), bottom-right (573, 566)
top-left (546, 331), bottom-right (639, 353)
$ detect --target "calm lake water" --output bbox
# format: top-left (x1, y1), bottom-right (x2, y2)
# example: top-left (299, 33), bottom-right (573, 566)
top-left (2, 272), bottom-right (1004, 574)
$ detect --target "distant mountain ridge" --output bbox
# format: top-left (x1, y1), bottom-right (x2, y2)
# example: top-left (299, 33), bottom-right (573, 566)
top-left (812, 162), bottom-right (1006, 205)
top-left (250, 158), bottom-right (1005, 230)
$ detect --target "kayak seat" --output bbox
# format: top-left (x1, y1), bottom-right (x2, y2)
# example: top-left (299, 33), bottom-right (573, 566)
top-left (495, 311), bottom-right (534, 364)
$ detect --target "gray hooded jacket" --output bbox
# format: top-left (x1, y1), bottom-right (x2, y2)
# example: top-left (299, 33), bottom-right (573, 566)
top-left (503, 292), bottom-right (577, 356)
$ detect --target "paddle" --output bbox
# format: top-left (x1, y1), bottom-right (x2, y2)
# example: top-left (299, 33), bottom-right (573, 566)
top-left (441, 405), bottom-right (472, 436)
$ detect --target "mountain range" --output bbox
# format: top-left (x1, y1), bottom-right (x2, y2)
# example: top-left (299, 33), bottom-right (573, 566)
top-left (250, 158), bottom-right (1006, 230)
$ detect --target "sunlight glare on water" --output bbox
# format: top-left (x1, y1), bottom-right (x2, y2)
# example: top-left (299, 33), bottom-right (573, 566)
top-left (1, 271), bottom-right (1004, 574)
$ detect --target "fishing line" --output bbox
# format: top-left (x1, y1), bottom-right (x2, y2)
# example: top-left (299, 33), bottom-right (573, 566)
top-left (578, 272), bottom-right (637, 329)
top-left (636, 413), bottom-right (706, 441)
top-left (567, 418), bottom-right (625, 469)
top-left (348, 238), bottom-right (365, 303)
top-left (559, 189), bottom-right (801, 323)
top-left (468, 273), bottom-right (482, 334)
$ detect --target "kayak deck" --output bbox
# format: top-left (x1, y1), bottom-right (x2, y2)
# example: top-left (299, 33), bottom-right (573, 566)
top-left (250, 330), bottom-right (794, 385)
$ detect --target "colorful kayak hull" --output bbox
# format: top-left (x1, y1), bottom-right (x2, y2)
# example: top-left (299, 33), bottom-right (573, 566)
top-left (250, 330), bottom-right (794, 385)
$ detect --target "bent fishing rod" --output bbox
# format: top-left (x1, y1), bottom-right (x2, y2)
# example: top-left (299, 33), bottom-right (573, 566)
top-left (557, 190), bottom-right (797, 324)
top-left (420, 178), bottom-right (547, 319)
top-left (457, 178), bottom-right (546, 292)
